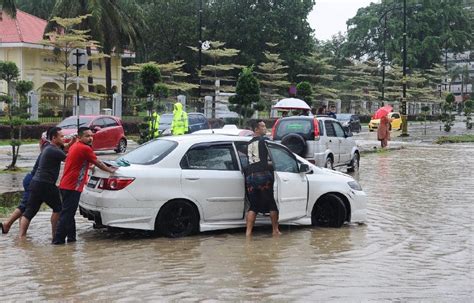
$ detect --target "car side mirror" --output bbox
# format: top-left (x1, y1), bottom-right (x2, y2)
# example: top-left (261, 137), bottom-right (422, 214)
top-left (92, 126), bottom-right (101, 133)
top-left (299, 163), bottom-right (312, 174)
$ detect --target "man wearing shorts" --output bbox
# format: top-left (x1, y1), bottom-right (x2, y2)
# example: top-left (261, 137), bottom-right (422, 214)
top-left (53, 127), bottom-right (117, 244)
top-left (19, 127), bottom-right (66, 239)
top-left (245, 120), bottom-right (280, 236)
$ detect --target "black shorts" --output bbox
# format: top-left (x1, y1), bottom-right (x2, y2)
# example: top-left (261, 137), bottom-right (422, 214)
top-left (245, 171), bottom-right (278, 213)
top-left (23, 181), bottom-right (62, 221)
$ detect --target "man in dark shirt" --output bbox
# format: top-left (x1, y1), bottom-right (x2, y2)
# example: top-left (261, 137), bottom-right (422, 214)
top-left (19, 127), bottom-right (66, 239)
top-left (245, 120), bottom-right (280, 236)
top-left (0, 128), bottom-right (53, 235)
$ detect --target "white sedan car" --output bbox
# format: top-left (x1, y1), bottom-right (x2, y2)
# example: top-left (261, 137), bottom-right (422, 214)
top-left (79, 135), bottom-right (367, 237)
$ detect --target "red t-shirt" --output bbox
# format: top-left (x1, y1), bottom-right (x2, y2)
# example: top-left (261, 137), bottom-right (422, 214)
top-left (59, 142), bottom-right (97, 192)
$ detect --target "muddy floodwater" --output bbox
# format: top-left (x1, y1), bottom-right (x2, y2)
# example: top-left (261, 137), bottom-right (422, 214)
top-left (1, 144), bottom-right (473, 301)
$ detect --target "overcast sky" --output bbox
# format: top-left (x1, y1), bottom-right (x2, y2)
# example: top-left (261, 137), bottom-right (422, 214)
top-left (308, 0), bottom-right (379, 41)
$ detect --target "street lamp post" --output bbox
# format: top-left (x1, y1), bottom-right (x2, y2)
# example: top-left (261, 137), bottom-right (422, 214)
top-left (400, 0), bottom-right (409, 136)
top-left (197, 0), bottom-right (203, 102)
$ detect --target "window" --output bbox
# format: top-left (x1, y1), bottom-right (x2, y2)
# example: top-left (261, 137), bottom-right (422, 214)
top-left (333, 121), bottom-right (346, 138)
top-left (324, 120), bottom-right (336, 137)
top-left (268, 145), bottom-right (299, 173)
top-left (235, 142), bottom-right (249, 170)
top-left (103, 117), bottom-right (118, 127)
top-left (391, 113), bottom-right (400, 119)
top-left (91, 118), bottom-right (106, 128)
top-left (181, 144), bottom-right (238, 171)
top-left (118, 139), bottom-right (177, 165)
top-left (275, 119), bottom-right (314, 140)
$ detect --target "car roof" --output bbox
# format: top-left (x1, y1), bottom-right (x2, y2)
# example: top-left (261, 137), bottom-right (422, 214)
top-left (63, 115), bottom-right (119, 119)
top-left (278, 116), bottom-right (337, 121)
top-left (161, 112), bottom-right (205, 116)
top-left (161, 134), bottom-right (251, 144)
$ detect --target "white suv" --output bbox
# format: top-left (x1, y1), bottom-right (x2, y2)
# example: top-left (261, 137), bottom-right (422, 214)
top-left (272, 116), bottom-right (359, 172)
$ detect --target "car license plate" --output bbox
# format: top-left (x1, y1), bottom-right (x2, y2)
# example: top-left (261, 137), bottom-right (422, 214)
top-left (87, 177), bottom-right (100, 188)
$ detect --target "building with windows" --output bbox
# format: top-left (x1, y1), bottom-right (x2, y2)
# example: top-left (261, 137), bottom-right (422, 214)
top-left (0, 10), bottom-right (129, 112)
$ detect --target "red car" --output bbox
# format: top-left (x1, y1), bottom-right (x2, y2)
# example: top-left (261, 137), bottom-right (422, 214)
top-left (40, 115), bottom-right (127, 153)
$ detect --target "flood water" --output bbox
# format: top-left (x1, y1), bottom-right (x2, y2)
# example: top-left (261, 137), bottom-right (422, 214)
top-left (1, 144), bottom-right (473, 301)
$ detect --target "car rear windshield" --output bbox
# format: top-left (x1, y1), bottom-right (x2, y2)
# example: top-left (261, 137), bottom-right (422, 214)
top-left (336, 114), bottom-right (352, 121)
top-left (57, 117), bottom-right (93, 129)
top-left (160, 114), bottom-right (173, 125)
top-left (274, 119), bottom-right (314, 140)
top-left (117, 139), bottom-right (177, 165)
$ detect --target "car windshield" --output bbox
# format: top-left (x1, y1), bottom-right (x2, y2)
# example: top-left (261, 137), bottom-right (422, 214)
top-left (160, 114), bottom-right (173, 125)
top-left (275, 119), bottom-right (313, 139)
top-left (57, 117), bottom-right (93, 129)
top-left (336, 114), bottom-right (352, 121)
top-left (117, 139), bottom-right (177, 165)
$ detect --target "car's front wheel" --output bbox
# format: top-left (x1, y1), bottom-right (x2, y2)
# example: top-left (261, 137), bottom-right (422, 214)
top-left (157, 200), bottom-right (199, 238)
top-left (312, 194), bottom-right (347, 227)
top-left (347, 152), bottom-right (360, 173)
top-left (115, 138), bottom-right (127, 153)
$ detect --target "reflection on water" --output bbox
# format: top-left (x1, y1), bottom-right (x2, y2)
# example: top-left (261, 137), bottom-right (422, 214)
top-left (1, 144), bottom-right (473, 301)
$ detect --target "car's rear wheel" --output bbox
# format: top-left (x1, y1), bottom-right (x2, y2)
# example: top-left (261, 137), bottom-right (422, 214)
top-left (347, 152), bottom-right (360, 173)
top-left (115, 138), bottom-right (127, 153)
top-left (312, 194), bottom-right (347, 227)
top-left (157, 200), bottom-right (199, 238)
top-left (324, 156), bottom-right (334, 170)
top-left (281, 133), bottom-right (307, 156)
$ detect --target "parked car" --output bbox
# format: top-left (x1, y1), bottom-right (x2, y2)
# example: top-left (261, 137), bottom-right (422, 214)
top-left (159, 112), bottom-right (209, 135)
top-left (193, 125), bottom-right (253, 136)
top-left (40, 115), bottom-right (127, 153)
top-left (79, 135), bottom-right (367, 237)
top-left (368, 112), bottom-right (402, 131)
top-left (336, 114), bottom-right (362, 133)
top-left (272, 116), bottom-right (360, 172)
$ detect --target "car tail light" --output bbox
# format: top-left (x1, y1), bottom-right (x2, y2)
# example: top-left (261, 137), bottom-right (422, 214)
top-left (271, 119), bottom-right (280, 138)
top-left (313, 118), bottom-right (320, 139)
top-left (98, 177), bottom-right (135, 190)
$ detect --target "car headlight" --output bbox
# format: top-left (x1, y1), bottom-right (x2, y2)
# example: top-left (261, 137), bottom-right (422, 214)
top-left (348, 181), bottom-right (362, 191)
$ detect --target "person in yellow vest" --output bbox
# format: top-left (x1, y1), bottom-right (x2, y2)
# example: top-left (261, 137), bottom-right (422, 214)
top-left (148, 110), bottom-right (160, 140)
top-left (171, 102), bottom-right (188, 135)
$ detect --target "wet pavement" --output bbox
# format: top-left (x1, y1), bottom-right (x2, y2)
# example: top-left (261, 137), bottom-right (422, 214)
top-left (1, 129), bottom-right (473, 301)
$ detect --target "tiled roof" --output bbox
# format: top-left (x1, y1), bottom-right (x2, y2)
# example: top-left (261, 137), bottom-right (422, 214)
top-left (0, 10), bottom-right (47, 43)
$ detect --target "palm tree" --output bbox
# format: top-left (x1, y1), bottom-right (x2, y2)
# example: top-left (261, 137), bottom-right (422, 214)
top-left (47, 0), bottom-right (144, 105)
top-left (1, 0), bottom-right (17, 17)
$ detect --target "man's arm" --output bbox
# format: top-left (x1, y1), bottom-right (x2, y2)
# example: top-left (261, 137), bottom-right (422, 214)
top-left (93, 159), bottom-right (118, 173)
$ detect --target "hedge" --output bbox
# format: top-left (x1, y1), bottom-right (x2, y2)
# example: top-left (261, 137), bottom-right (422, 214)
top-left (0, 115), bottom-right (440, 140)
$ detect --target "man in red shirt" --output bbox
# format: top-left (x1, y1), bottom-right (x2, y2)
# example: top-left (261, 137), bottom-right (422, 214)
top-left (53, 127), bottom-right (117, 244)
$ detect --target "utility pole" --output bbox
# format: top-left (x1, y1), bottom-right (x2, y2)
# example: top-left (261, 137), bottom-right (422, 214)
top-left (400, 0), bottom-right (409, 136)
top-left (198, 0), bottom-right (203, 103)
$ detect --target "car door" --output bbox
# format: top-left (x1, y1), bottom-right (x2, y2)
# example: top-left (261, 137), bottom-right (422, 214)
top-left (102, 117), bottom-right (121, 149)
top-left (180, 142), bottom-right (245, 221)
top-left (390, 113), bottom-right (401, 130)
top-left (333, 120), bottom-right (351, 163)
top-left (324, 120), bottom-right (340, 164)
top-left (90, 118), bottom-right (108, 150)
top-left (267, 144), bottom-right (308, 221)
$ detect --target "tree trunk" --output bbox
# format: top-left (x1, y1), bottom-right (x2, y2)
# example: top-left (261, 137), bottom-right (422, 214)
top-left (105, 55), bottom-right (113, 108)
top-left (87, 46), bottom-right (94, 93)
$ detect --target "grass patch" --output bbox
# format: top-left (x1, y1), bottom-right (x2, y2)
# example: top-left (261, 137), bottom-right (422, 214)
top-left (0, 167), bottom-right (30, 173)
top-left (435, 134), bottom-right (474, 144)
top-left (127, 135), bottom-right (140, 143)
top-left (0, 206), bottom-right (17, 216)
top-left (0, 139), bottom-right (38, 146)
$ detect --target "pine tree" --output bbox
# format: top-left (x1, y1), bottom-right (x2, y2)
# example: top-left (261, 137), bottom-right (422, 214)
top-left (256, 43), bottom-right (290, 107)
